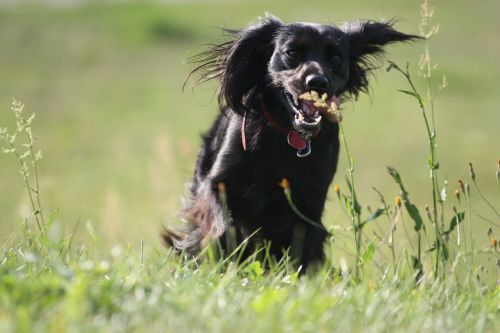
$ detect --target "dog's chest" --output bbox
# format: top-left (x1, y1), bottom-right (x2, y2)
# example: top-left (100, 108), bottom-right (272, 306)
top-left (232, 149), bottom-right (334, 213)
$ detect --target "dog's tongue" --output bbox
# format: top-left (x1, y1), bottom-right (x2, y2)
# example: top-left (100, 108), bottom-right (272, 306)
top-left (299, 100), bottom-right (318, 118)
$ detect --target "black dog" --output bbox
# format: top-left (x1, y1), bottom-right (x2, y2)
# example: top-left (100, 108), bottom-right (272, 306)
top-left (163, 16), bottom-right (419, 269)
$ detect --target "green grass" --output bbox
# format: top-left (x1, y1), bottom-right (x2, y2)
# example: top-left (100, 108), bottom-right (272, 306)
top-left (1, 233), bottom-right (499, 333)
top-left (1, 1), bottom-right (499, 332)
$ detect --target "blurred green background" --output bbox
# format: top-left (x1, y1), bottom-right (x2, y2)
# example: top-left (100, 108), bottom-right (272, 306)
top-left (0, 0), bottom-right (498, 247)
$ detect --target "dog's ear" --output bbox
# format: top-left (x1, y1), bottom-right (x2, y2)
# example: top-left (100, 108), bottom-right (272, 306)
top-left (186, 15), bottom-right (282, 115)
top-left (219, 15), bottom-right (282, 114)
top-left (342, 20), bottom-right (422, 96)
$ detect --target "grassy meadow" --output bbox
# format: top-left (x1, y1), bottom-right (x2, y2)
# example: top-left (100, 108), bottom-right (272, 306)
top-left (0, 0), bottom-right (499, 332)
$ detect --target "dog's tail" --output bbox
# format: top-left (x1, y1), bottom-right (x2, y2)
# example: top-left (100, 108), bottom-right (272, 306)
top-left (161, 224), bottom-right (207, 256)
top-left (161, 226), bottom-right (183, 249)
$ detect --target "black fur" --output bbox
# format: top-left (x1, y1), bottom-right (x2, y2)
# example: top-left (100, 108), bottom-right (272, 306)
top-left (163, 16), bottom-right (420, 269)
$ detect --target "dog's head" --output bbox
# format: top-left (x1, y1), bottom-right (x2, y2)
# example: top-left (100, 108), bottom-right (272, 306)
top-left (188, 15), bottom-right (421, 134)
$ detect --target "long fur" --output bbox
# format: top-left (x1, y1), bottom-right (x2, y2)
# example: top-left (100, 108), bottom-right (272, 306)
top-left (163, 15), bottom-right (420, 270)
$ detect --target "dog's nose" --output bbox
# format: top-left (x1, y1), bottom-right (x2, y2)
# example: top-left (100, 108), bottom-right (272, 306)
top-left (305, 74), bottom-right (329, 93)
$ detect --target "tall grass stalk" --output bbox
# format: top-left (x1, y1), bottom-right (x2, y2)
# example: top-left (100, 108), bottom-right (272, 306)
top-left (386, 62), bottom-right (442, 275)
top-left (338, 123), bottom-right (363, 279)
top-left (382, 0), bottom-right (446, 278)
top-left (0, 99), bottom-right (46, 239)
top-left (372, 187), bottom-right (397, 267)
top-left (385, 1), bottom-right (498, 280)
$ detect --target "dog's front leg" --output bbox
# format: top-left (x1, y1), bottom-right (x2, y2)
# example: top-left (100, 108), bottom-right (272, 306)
top-left (299, 224), bottom-right (328, 271)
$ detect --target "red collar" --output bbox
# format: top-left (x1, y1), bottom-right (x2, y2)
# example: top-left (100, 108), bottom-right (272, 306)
top-left (261, 104), bottom-right (290, 134)
top-left (241, 103), bottom-right (318, 152)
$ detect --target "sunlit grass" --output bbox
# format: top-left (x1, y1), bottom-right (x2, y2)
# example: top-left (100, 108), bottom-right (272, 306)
top-left (2, 230), bottom-right (499, 332)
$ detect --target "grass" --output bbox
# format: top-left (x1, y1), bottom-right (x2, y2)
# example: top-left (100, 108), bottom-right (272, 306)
top-left (2, 232), bottom-right (499, 332)
top-left (1, 0), bottom-right (499, 332)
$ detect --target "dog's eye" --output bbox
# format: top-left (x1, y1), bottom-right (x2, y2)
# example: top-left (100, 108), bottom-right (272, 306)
top-left (326, 45), bottom-right (344, 64)
top-left (331, 54), bottom-right (343, 62)
top-left (285, 49), bottom-right (299, 58)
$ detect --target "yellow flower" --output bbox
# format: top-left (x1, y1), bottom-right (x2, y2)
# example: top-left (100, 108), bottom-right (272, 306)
top-left (334, 184), bottom-right (340, 194)
top-left (395, 195), bottom-right (402, 208)
top-left (217, 182), bottom-right (226, 193)
top-left (279, 178), bottom-right (290, 189)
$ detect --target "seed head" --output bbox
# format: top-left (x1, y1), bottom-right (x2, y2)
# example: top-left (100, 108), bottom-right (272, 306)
top-left (334, 184), bottom-right (340, 196)
top-left (440, 187), bottom-right (447, 202)
top-left (492, 239), bottom-right (498, 248)
top-left (424, 205), bottom-right (432, 220)
top-left (464, 183), bottom-right (470, 196)
top-left (454, 189), bottom-right (460, 200)
top-left (468, 162), bottom-right (475, 181)
top-left (458, 179), bottom-right (465, 193)
top-left (496, 160), bottom-right (500, 183)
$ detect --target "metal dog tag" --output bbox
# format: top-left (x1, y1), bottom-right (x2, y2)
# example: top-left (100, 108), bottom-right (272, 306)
top-left (296, 139), bottom-right (311, 158)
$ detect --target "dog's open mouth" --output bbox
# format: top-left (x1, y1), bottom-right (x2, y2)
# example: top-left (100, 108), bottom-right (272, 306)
top-left (285, 92), bottom-right (341, 133)
top-left (285, 93), bottom-right (321, 130)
